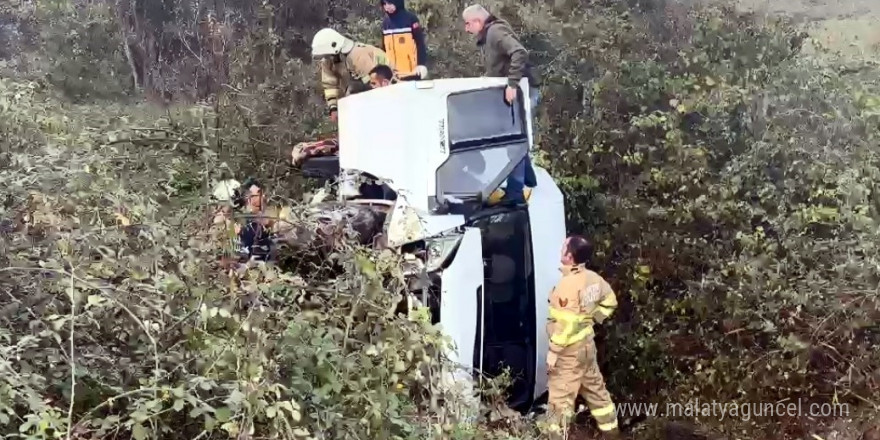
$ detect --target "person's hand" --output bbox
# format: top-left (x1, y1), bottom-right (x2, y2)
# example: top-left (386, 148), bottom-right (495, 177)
top-left (329, 110), bottom-right (338, 122)
top-left (546, 351), bottom-right (558, 374)
top-left (415, 65), bottom-right (429, 79)
top-left (505, 85), bottom-right (517, 104)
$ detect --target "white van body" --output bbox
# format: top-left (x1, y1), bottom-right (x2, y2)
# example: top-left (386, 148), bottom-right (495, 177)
top-left (335, 77), bottom-right (567, 411)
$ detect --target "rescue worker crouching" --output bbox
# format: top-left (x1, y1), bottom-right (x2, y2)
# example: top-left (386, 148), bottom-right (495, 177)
top-left (311, 28), bottom-right (395, 122)
top-left (210, 178), bottom-right (292, 264)
top-left (545, 235), bottom-right (621, 439)
top-left (379, 0), bottom-right (429, 80)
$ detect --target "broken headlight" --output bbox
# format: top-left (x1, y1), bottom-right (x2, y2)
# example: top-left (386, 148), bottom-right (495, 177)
top-left (424, 234), bottom-right (463, 272)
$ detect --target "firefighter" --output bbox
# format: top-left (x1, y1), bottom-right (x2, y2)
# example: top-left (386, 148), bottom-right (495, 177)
top-left (379, 0), bottom-right (428, 80)
top-left (311, 28), bottom-right (393, 122)
top-left (545, 235), bottom-right (621, 439)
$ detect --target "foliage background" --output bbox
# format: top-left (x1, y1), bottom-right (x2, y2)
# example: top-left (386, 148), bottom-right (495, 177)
top-left (1, 0), bottom-right (879, 439)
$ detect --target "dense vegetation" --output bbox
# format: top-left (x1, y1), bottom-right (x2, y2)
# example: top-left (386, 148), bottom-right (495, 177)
top-left (1, 0), bottom-right (879, 439)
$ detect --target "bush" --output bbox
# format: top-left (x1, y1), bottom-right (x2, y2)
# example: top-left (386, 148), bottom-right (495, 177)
top-left (0, 77), bottom-right (507, 439)
top-left (1, 0), bottom-right (879, 438)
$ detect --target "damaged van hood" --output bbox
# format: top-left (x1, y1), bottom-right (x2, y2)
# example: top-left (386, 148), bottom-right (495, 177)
top-left (384, 194), bottom-right (465, 249)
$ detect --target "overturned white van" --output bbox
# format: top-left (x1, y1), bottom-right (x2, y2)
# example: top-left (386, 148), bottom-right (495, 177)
top-left (301, 77), bottom-right (567, 412)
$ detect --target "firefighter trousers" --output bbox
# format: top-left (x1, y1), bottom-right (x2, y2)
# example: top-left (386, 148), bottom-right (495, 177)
top-left (547, 338), bottom-right (618, 434)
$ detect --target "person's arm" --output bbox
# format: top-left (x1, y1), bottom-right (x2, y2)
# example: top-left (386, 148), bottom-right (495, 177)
top-left (319, 58), bottom-right (341, 113)
top-left (495, 29), bottom-right (529, 88)
top-left (378, 18), bottom-right (388, 51)
top-left (351, 47), bottom-right (386, 84)
top-left (591, 280), bottom-right (618, 324)
top-left (411, 17), bottom-right (427, 66)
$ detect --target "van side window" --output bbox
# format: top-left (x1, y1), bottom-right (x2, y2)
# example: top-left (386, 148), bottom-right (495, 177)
top-left (436, 87), bottom-right (529, 202)
top-left (447, 87), bottom-right (526, 147)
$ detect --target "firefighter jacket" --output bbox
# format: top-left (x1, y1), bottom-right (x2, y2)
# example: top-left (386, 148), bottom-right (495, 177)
top-left (380, 0), bottom-right (427, 77)
top-left (320, 43), bottom-right (390, 112)
top-left (546, 264), bottom-right (618, 353)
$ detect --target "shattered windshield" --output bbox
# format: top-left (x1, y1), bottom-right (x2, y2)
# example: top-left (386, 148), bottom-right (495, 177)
top-left (435, 142), bottom-right (528, 200)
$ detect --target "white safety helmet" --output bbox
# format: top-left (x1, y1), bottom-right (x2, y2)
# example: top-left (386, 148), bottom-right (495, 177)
top-left (212, 179), bottom-right (241, 203)
top-left (311, 28), bottom-right (354, 57)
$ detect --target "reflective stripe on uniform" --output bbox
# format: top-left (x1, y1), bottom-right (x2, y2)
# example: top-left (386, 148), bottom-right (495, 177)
top-left (591, 403), bottom-right (618, 431)
top-left (593, 292), bottom-right (618, 323)
top-left (590, 403), bottom-right (615, 417)
top-left (595, 305), bottom-right (615, 318)
top-left (382, 27), bottom-right (412, 34)
top-left (598, 420), bottom-right (619, 431)
top-left (548, 307), bottom-right (594, 346)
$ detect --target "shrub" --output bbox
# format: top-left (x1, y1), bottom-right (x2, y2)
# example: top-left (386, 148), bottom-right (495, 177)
top-left (2, 0), bottom-right (879, 438)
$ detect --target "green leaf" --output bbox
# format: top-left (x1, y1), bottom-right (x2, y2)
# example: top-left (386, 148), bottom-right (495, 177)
top-left (204, 415), bottom-right (217, 431)
top-left (131, 424), bottom-right (147, 440)
top-left (173, 399), bottom-right (185, 412)
top-left (265, 406), bottom-right (276, 419)
top-left (214, 406), bottom-right (232, 423)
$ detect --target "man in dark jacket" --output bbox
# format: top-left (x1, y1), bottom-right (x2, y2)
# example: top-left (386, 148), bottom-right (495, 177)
top-left (463, 4), bottom-right (539, 205)
top-left (380, 0), bottom-right (429, 79)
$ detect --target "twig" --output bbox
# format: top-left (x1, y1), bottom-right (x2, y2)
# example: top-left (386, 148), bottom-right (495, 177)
top-left (845, 391), bottom-right (880, 409)
top-left (0, 266), bottom-right (163, 398)
top-left (74, 386), bottom-right (163, 428)
top-left (66, 270), bottom-right (76, 440)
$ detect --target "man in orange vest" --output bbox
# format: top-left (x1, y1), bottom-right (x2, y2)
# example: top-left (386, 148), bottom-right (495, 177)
top-left (379, 0), bottom-right (429, 80)
top-left (545, 235), bottom-right (621, 439)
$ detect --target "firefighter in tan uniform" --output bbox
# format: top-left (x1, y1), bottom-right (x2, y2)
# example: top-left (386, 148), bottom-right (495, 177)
top-left (545, 235), bottom-right (621, 439)
top-left (310, 28), bottom-right (396, 122)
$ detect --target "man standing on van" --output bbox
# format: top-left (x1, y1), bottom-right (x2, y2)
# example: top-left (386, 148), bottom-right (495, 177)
top-left (545, 235), bottom-right (621, 439)
top-left (462, 4), bottom-right (539, 205)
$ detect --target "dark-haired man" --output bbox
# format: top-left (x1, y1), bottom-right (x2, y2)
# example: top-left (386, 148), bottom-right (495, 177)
top-left (368, 64), bottom-right (397, 88)
top-left (545, 235), bottom-right (620, 439)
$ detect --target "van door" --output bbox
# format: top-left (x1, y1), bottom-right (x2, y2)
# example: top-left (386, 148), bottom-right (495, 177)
top-left (437, 226), bottom-right (484, 421)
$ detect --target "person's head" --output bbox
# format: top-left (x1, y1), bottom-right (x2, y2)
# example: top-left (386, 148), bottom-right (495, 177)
top-left (369, 64), bottom-right (395, 88)
top-left (311, 28), bottom-right (355, 58)
top-left (380, 0), bottom-right (401, 15)
top-left (462, 4), bottom-right (491, 35)
top-left (235, 178), bottom-right (265, 213)
top-left (560, 235), bottom-right (592, 266)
